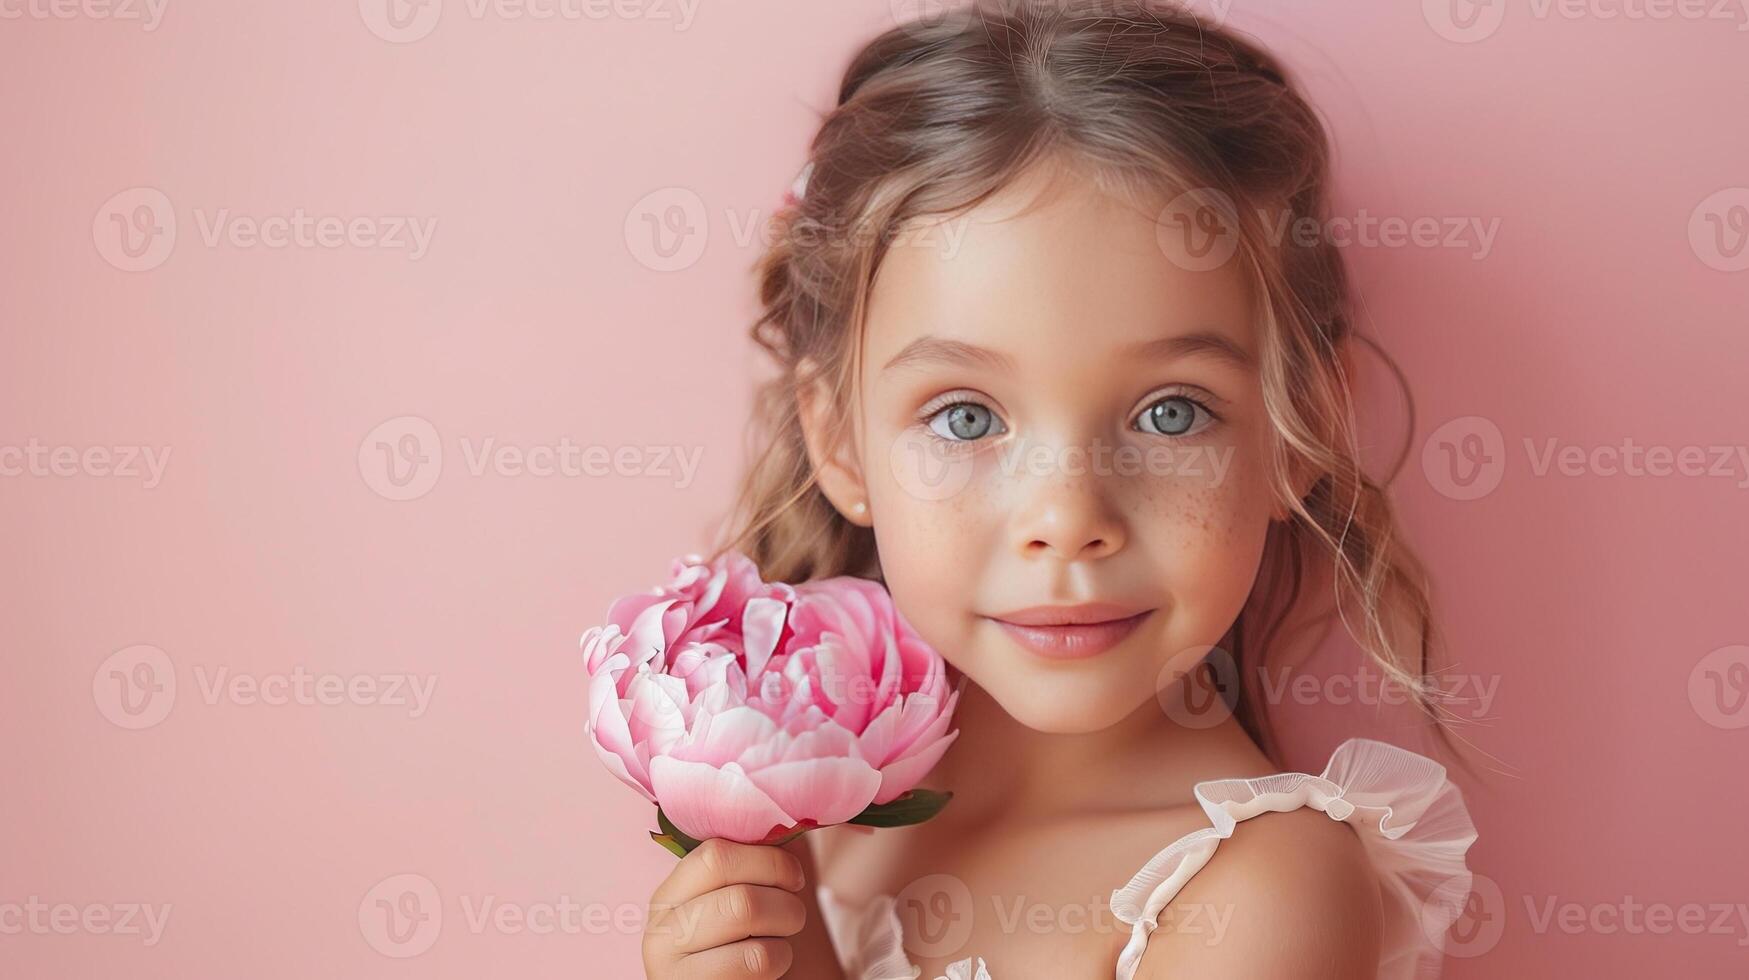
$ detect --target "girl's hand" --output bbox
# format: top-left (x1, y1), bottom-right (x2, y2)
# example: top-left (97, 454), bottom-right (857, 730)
top-left (642, 837), bottom-right (842, 979)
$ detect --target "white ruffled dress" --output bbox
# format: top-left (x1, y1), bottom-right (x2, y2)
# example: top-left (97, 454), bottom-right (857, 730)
top-left (816, 738), bottom-right (1478, 980)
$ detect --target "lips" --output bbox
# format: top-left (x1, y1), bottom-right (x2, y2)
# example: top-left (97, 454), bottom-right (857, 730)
top-left (984, 603), bottom-right (1152, 660)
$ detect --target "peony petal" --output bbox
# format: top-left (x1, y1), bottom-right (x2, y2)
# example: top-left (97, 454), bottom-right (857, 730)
top-left (588, 720), bottom-right (657, 803)
top-left (742, 596), bottom-right (787, 680)
top-left (856, 700), bottom-right (902, 765)
top-left (873, 728), bottom-right (959, 805)
top-left (745, 756), bottom-right (883, 827)
top-left (864, 690), bottom-right (956, 767)
top-left (740, 719), bottom-right (859, 770)
top-left (624, 670), bottom-right (689, 751)
top-left (622, 598), bottom-right (680, 670)
top-left (667, 704), bottom-right (782, 767)
top-left (586, 658), bottom-right (655, 801)
top-left (650, 757), bottom-right (796, 843)
top-left (605, 592), bottom-right (668, 635)
top-left (581, 624), bottom-right (620, 677)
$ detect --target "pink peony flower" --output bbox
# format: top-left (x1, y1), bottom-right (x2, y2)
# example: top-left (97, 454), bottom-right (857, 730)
top-left (582, 550), bottom-right (960, 850)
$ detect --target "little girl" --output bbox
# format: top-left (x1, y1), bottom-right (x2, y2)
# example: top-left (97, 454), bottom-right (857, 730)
top-left (642, 2), bottom-right (1478, 977)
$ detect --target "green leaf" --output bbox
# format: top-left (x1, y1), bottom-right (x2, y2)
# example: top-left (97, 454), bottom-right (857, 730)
top-left (654, 806), bottom-right (703, 856)
top-left (847, 788), bottom-right (954, 828)
top-left (648, 831), bottom-right (689, 858)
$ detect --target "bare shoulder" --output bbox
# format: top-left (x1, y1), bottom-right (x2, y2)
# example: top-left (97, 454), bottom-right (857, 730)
top-left (1133, 807), bottom-right (1383, 980)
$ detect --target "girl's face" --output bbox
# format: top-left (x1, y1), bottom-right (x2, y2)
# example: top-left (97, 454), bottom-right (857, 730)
top-left (807, 164), bottom-right (1283, 734)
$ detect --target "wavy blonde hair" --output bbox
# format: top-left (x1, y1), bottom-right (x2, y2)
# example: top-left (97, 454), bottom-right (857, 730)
top-left (710, 0), bottom-right (1451, 758)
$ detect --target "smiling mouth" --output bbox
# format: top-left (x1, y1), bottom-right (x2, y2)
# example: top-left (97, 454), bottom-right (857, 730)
top-left (983, 606), bottom-right (1153, 660)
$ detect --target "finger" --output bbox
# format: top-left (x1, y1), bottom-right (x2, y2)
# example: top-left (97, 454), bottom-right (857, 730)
top-left (675, 937), bottom-right (794, 980)
top-left (652, 838), bottom-right (806, 909)
top-left (660, 883), bottom-right (807, 955)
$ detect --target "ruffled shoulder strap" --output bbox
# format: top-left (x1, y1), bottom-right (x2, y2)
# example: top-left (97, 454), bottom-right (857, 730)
top-left (1108, 738), bottom-right (1478, 980)
top-left (816, 884), bottom-right (922, 980)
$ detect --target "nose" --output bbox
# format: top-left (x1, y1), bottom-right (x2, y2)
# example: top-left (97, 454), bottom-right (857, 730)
top-left (1011, 468), bottom-right (1128, 562)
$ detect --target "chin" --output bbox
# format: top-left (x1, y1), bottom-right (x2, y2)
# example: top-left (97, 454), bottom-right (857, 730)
top-left (973, 663), bottom-right (1152, 734)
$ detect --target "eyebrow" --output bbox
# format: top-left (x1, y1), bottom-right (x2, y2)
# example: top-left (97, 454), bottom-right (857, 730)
top-left (879, 331), bottom-right (1254, 375)
top-left (881, 337), bottom-right (1017, 375)
top-left (1125, 333), bottom-right (1255, 370)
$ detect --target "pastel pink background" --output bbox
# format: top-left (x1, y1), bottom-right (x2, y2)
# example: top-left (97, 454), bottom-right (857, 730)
top-left (3, 1), bottom-right (1745, 977)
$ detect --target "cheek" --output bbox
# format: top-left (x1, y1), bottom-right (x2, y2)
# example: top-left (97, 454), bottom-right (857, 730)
top-left (864, 437), bottom-right (1005, 663)
top-left (1131, 446), bottom-right (1276, 638)
top-left (867, 507), bottom-right (983, 677)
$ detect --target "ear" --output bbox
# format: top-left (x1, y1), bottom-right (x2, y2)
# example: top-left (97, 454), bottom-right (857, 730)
top-left (796, 357), bottom-right (873, 527)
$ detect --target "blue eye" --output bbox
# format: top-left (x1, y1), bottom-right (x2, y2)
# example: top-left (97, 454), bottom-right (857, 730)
top-left (927, 402), bottom-right (1005, 442)
top-left (1136, 395), bottom-right (1210, 437)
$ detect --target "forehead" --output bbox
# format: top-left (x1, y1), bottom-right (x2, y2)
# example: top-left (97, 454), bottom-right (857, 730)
top-left (862, 165), bottom-right (1256, 378)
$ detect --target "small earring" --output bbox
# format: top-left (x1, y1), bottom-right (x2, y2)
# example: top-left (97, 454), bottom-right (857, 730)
top-left (851, 501), bottom-right (867, 516)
